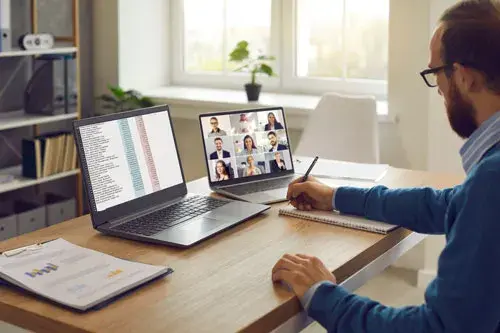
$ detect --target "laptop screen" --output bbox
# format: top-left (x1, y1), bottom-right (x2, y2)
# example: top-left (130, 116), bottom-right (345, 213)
top-left (78, 110), bottom-right (184, 212)
top-left (200, 108), bottom-right (293, 184)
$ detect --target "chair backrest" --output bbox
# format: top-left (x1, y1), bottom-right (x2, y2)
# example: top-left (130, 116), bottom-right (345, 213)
top-left (294, 93), bottom-right (380, 164)
top-left (257, 162), bottom-right (266, 174)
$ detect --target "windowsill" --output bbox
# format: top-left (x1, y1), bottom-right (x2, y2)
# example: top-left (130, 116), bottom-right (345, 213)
top-left (144, 86), bottom-right (392, 126)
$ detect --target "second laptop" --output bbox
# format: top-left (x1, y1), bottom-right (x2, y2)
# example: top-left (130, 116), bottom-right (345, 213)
top-left (199, 107), bottom-right (301, 204)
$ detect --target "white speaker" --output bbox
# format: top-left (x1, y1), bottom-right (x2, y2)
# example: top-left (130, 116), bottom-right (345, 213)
top-left (0, 28), bottom-right (10, 52)
top-left (18, 33), bottom-right (54, 50)
top-left (0, 0), bottom-right (11, 52)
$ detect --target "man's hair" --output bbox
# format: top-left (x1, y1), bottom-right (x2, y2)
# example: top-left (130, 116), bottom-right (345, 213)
top-left (268, 131), bottom-right (276, 137)
top-left (214, 137), bottom-right (222, 143)
top-left (439, 0), bottom-right (500, 93)
top-left (210, 117), bottom-right (217, 122)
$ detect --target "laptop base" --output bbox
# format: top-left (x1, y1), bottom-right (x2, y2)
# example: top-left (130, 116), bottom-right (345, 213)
top-left (98, 194), bottom-right (269, 248)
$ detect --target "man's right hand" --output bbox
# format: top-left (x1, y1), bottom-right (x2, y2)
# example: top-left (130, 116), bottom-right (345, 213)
top-left (287, 176), bottom-right (336, 211)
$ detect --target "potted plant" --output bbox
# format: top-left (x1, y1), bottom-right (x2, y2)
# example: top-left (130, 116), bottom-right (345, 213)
top-left (96, 85), bottom-right (155, 115)
top-left (229, 40), bottom-right (276, 102)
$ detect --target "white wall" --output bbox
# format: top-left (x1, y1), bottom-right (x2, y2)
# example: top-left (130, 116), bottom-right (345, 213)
top-left (388, 0), bottom-right (431, 171)
top-left (118, 0), bottom-right (170, 91)
top-left (92, 0), bottom-right (170, 102)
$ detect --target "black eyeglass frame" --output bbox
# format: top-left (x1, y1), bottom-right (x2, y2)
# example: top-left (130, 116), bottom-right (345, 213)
top-left (420, 64), bottom-right (455, 88)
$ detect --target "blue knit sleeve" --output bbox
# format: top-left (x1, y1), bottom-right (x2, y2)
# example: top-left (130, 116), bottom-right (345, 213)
top-left (334, 185), bottom-right (459, 234)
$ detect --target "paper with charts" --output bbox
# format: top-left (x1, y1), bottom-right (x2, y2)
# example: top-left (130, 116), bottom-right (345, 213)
top-left (0, 238), bottom-right (172, 311)
top-left (294, 156), bottom-right (389, 182)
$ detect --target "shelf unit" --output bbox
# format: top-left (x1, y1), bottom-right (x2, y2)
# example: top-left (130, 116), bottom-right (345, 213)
top-left (0, 110), bottom-right (78, 131)
top-left (0, 46), bottom-right (78, 58)
top-left (0, 165), bottom-right (80, 194)
top-left (0, 0), bottom-right (83, 215)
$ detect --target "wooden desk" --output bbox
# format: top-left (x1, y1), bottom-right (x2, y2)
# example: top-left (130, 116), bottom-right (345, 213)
top-left (0, 168), bottom-right (462, 333)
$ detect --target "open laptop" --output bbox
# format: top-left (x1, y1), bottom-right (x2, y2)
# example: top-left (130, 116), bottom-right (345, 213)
top-left (73, 105), bottom-right (269, 248)
top-left (199, 107), bottom-right (300, 204)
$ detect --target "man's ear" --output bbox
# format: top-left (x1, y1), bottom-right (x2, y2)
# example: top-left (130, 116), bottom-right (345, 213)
top-left (454, 63), bottom-right (482, 93)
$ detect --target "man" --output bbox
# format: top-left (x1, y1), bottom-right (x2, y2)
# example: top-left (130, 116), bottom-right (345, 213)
top-left (270, 151), bottom-right (287, 173)
top-left (209, 137), bottom-right (230, 160)
top-left (237, 113), bottom-right (254, 134)
top-left (207, 117), bottom-right (227, 137)
top-left (268, 131), bottom-right (287, 152)
top-left (272, 1), bottom-right (500, 332)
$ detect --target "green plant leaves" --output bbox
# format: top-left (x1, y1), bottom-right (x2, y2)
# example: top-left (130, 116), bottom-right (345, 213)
top-left (108, 85), bottom-right (126, 99)
top-left (97, 86), bottom-right (156, 113)
top-left (229, 40), bottom-right (250, 62)
top-left (257, 55), bottom-right (276, 61)
top-left (228, 40), bottom-right (277, 82)
top-left (259, 63), bottom-right (275, 77)
top-left (97, 94), bottom-right (118, 103)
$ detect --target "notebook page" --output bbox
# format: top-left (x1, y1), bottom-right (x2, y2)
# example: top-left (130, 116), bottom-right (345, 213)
top-left (279, 208), bottom-right (398, 234)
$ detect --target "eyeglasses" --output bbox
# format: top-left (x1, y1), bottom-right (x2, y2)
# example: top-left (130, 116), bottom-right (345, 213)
top-left (420, 64), bottom-right (454, 88)
top-left (210, 121), bottom-right (218, 125)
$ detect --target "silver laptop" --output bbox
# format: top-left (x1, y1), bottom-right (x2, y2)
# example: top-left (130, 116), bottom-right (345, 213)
top-left (199, 107), bottom-right (300, 204)
top-left (73, 105), bottom-right (269, 248)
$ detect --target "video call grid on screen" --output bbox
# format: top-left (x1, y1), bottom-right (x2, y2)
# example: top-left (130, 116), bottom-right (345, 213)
top-left (79, 110), bottom-right (184, 212)
top-left (200, 108), bottom-right (293, 183)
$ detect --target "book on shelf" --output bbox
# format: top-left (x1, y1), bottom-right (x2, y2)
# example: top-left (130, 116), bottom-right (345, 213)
top-left (22, 131), bottom-right (78, 179)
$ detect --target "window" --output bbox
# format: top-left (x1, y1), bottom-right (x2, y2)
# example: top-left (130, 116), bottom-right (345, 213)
top-left (183, 0), bottom-right (272, 73)
top-left (171, 0), bottom-right (389, 98)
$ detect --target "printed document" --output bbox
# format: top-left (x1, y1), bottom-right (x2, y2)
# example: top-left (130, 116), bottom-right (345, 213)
top-left (295, 156), bottom-right (389, 182)
top-left (0, 238), bottom-right (172, 311)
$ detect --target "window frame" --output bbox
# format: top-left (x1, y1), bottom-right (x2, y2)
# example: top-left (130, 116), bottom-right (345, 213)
top-left (170, 0), bottom-right (388, 99)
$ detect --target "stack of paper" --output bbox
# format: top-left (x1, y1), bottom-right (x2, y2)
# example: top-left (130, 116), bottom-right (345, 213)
top-left (294, 156), bottom-right (389, 182)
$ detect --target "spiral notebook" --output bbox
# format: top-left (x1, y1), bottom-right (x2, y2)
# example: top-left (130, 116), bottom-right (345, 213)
top-left (279, 208), bottom-right (398, 234)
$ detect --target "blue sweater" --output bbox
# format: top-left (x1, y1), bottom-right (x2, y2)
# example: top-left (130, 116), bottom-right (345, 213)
top-left (307, 145), bottom-right (500, 333)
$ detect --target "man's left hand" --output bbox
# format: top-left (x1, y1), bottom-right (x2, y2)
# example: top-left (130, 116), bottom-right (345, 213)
top-left (272, 254), bottom-right (337, 298)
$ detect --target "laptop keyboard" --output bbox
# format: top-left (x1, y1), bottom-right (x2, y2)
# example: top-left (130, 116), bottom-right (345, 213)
top-left (112, 196), bottom-right (229, 236)
top-left (225, 176), bottom-right (295, 195)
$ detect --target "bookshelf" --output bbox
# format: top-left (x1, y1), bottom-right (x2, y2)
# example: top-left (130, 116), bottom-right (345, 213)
top-left (0, 165), bottom-right (80, 194)
top-left (0, 0), bottom-right (83, 215)
top-left (0, 46), bottom-right (78, 58)
top-left (0, 109), bottom-right (78, 131)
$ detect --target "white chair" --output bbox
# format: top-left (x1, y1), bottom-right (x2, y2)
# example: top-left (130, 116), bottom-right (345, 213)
top-left (294, 92), bottom-right (380, 164)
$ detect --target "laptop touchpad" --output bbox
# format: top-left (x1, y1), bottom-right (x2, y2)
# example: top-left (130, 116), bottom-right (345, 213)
top-left (176, 217), bottom-right (229, 233)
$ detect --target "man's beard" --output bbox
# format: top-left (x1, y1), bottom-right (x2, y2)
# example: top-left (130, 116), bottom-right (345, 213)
top-left (446, 81), bottom-right (478, 139)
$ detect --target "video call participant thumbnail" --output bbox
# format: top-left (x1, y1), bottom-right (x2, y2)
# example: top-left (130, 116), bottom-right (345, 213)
top-left (243, 155), bottom-right (262, 177)
top-left (264, 112), bottom-right (284, 131)
top-left (268, 131), bottom-right (287, 152)
top-left (214, 160), bottom-right (232, 181)
top-left (236, 114), bottom-right (255, 134)
top-left (208, 117), bottom-right (227, 137)
top-left (270, 152), bottom-right (287, 173)
top-left (210, 137), bottom-right (231, 160)
top-left (240, 135), bottom-right (259, 156)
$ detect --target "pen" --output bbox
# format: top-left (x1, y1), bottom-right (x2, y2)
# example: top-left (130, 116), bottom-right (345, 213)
top-left (301, 156), bottom-right (319, 182)
top-left (288, 156), bottom-right (319, 205)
